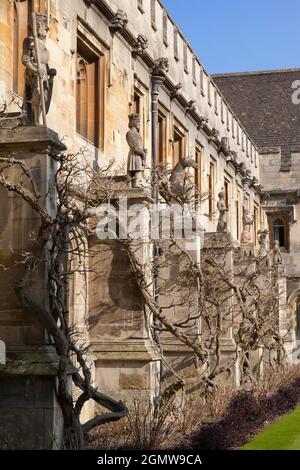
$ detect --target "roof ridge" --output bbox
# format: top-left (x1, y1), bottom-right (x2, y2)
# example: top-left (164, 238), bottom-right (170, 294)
top-left (213, 68), bottom-right (300, 77)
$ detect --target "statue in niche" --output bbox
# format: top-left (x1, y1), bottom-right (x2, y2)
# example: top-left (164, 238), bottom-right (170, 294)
top-left (22, 13), bottom-right (56, 125)
top-left (126, 114), bottom-right (147, 188)
top-left (258, 229), bottom-right (269, 257)
top-left (241, 207), bottom-right (253, 243)
top-left (217, 191), bottom-right (228, 233)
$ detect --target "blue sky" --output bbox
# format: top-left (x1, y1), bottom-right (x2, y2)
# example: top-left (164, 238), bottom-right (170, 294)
top-left (162, 0), bottom-right (300, 74)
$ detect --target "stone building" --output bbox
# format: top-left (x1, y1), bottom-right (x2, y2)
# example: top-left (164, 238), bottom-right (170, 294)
top-left (214, 69), bottom-right (300, 353)
top-left (0, 0), bottom-right (297, 448)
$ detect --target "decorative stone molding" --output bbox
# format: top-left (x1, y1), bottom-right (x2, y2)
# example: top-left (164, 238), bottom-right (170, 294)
top-left (109, 9), bottom-right (128, 34)
top-left (132, 34), bottom-right (148, 57)
top-left (170, 82), bottom-right (182, 100)
top-left (197, 116), bottom-right (209, 131)
top-left (220, 136), bottom-right (230, 155)
top-left (151, 57), bottom-right (169, 77)
top-left (185, 100), bottom-right (196, 115)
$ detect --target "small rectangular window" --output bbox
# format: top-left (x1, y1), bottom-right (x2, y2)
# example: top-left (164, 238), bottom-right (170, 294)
top-left (200, 68), bottom-right (205, 95)
top-left (174, 28), bottom-right (179, 60)
top-left (173, 121), bottom-right (187, 166)
top-left (237, 125), bottom-right (240, 145)
top-left (254, 206), bottom-right (259, 246)
top-left (221, 100), bottom-right (225, 123)
top-left (76, 35), bottom-right (105, 149)
top-left (236, 195), bottom-right (240, 240)
top-left (214, 90), bottom-right (218, 115)
top-left (157, 107), bottom-right (168, 165)
top-left (184, 44), bottom-right (188, 73)
top-left (151, 0), bottom-right (156, 29)
top-left (232, 116), bottom-right (235, 138)
top-left (192, 57), bottom-right (197, 84)
top-left (242, 132), bottom-right (245, 151)
top-left (209, 159), bottom-right (216, 218)
top-left (163, 11), bottom-right (168, 46)
top-left (208, 80), bottom-right (211, 106)
top-left (227, 109), bottom-right (230, 131)
top-left (224, 180), bottom-right (229, 207)
top-left (195, 144), bottom-right (203, 197)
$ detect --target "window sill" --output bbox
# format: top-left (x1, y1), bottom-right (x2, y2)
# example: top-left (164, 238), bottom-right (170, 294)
top-left (76, 132), bottom-right (98, 150)
top-left (138, 6), bottom-right (145, 14)
top-left (151, 23), bottom-right (158, 31)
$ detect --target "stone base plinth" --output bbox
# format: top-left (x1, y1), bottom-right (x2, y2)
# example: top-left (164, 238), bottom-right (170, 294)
top-left (0, 126), bottom-right (66, 449)
top-left (91, 340), bottom-right (160, 403)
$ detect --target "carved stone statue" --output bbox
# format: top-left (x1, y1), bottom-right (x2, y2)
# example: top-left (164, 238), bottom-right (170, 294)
top-left (126, 114), bottom-right (147, 188)
top-left (241, 208), bottom-right (253, 243)
top-left (273, 240), bottom-right (283, 265)
top-left (171, 82), bottom-right (182, 100)
top-left (221, 137), bottom-right (230, 152)
top-left (258, 229), bottom-right (269, 256)
top-left (186, 100), bottom-right (196, 114)
top-left (152, 58), bottom-right (169, 76)
top-left (228, 150), bottom-right (238, 164)
top-left (209, 128), bottom-right (220, 146)
top-left (217, 191), bottom-right (228, 233)
top-left (22, 13), bottom-right (56, 125)
top-left (133, 34), bottom-right (148, 57)
top-left (109, 9), bottom-right (128, 33)
top-left (169, 157), bottom-right (198, 201)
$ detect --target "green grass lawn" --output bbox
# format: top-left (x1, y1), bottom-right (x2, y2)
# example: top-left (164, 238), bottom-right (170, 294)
top-left (242, 406), bottom-right (300, 450)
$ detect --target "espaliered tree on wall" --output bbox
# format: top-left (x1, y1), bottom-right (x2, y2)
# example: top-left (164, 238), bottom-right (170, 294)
top-left (0, 144), bottom-right (289, 448)
top-left (121, 165), bottom-right (288, 392)
top-left (0, 148), bottom-right (128, 449)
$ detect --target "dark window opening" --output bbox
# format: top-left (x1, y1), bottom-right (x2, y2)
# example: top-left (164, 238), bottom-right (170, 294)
top-left (273, 219), bottom-right (286, 248)
top-left (173, 125), bottom-right (186, 166)
top-left (269, 214), bottom-right (289, 251)
top-left (76, 36), bottom-right (105, 149)
top-left (157, 113), bottom-right (166, 164)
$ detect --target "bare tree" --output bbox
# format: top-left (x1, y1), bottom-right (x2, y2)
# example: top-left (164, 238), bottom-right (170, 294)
top-left (0, 145), bottom-right (289, 449)
top-left (0, 148), bottom-right (128, 449)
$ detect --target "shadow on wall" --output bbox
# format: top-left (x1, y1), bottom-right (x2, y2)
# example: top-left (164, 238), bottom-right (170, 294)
top-left (88, 242), bottom-right (143, 337)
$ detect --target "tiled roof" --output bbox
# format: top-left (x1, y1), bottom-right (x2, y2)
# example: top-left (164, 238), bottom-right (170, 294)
top-left (213, 69), bottom-right (300, 170)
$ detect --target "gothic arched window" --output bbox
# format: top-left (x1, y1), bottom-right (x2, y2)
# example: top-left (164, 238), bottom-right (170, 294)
top-left (268, 213), bottom-right (289, 251)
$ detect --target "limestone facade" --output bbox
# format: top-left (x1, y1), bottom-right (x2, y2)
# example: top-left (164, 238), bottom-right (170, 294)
top-left (0, 0), bottom-right (296, 448)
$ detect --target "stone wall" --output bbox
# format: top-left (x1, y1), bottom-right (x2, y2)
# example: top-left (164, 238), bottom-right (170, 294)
top-left (0, 127), bottom-right (66, 449)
